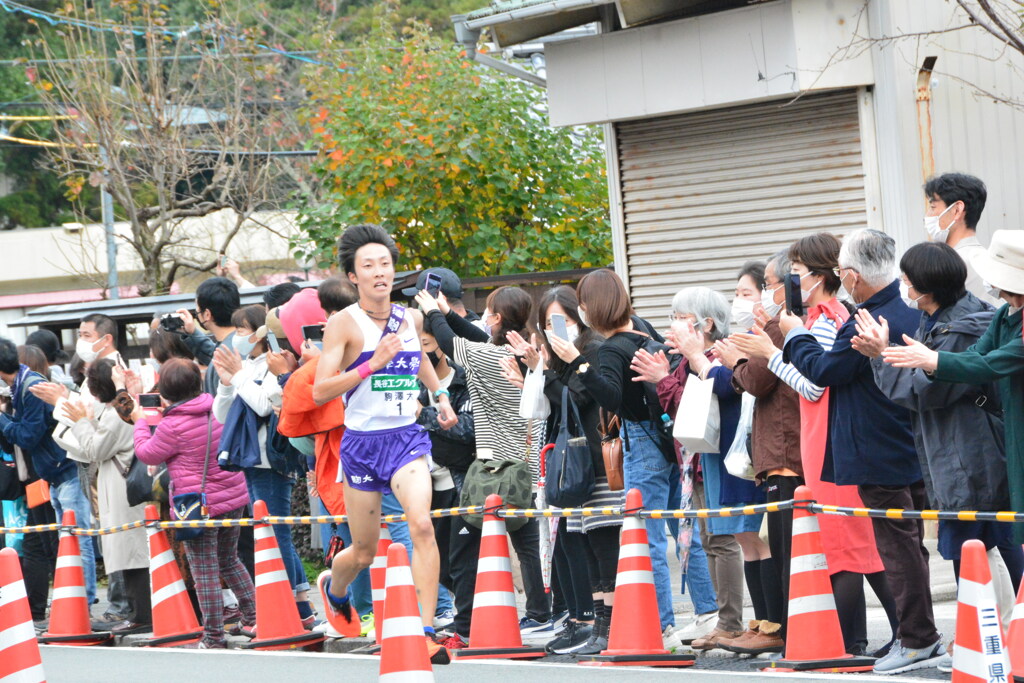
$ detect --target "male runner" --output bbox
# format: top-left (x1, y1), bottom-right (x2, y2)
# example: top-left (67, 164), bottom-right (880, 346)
top-left (313, 224), bottom-right (457, 661)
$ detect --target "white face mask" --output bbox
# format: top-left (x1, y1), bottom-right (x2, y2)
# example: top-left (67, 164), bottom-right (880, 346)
top-left (761, 286), bottom-right (783, 318)
top-left (75, 337), bottom-right (104, 365)
top-left (924, 203), bottom-right (956, 243)
top-left (899, 281), bottom-right (925, 310)
top-left (983, 280), bottom-right (1002, 302)
top-left (546, 323), bottom-right (579, 346)
top-left (232, 334), bottom-right (257, 358)
top-left (731, 297), bottom-right (757, 330)
top-left (576, 307), bottom-right (589, 328)
top-left (800, 273), bottom-right (822, 304)
top-left (478, 309), bottom-right (493, 336)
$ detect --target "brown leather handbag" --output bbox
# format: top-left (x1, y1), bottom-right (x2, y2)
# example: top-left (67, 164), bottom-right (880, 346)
top-left (598, 409), bottom-right (624, 491)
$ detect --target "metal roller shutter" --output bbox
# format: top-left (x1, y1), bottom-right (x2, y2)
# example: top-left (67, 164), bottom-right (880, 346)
top-left (616, 89), bottom-right (868, 322)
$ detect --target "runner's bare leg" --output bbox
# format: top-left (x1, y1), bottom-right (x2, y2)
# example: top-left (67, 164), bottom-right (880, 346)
top-left (329, 484), bottom-right (382, 597)
top-left (390, 456), bottom-right (439, 628)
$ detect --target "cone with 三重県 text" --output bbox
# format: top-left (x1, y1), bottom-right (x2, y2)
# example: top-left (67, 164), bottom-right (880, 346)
top-left (370, 523), bottom-right (393, 644)
top-left (578, 488), bottom-right (695, 667)
top-left (952, 539), bottom-right (1011, 683)
top-left (451, 494), bottom-right (546, 660)
top-left (763, 486), bottom-right (874, 672)
top-left (239, 500), bottom-right (324, 651)
top-left (1010, 575), bottom-right (1024, 682)
top-left (0, 547), bottom-right (47, 682)
top-left (379, 543), bottom-right (434, 682)
top-left (135, 505), bottom-right (202, 647)
top-left (39, 510), bottom-right (111, 646)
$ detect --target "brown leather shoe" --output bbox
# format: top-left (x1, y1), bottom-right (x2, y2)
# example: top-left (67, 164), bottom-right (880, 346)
top-left (716, 620), bottom-right (761, 651)
top-left (722, 620), bottom-right (784, 655)
top-left (691, 627), bottom-right (744, 651)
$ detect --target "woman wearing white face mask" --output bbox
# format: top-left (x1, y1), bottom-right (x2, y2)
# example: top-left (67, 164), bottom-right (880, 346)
top-left (854, 242), bottom-right (1022, 618)
top-left (525, 285), bottom-right (623, 655)
top-left (732, 262), bottom-right (764, 332)
top-left (211, 304), bottom-right (316, 628)
top-left (730, 233), bottom-right (899, 657)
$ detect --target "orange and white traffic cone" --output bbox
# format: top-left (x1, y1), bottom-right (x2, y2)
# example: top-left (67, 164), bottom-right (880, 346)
top-left (239, 500), bottom-right (324, 651)
top-left (378, 543), bottom-right (434, 682)
top-left (370, 523), bottom-right (393, 644)
top-left (135, 505), bottom-right (202, 647)
top-left (578, 488), bottom-right (695, 667)
top-left (952, 539), bottom-right (1011, 683)
top-left (764, 486), bottom-right (874, 672)
top-left (39, 510), bottom-right (111, 646)
top-left (0, 547), bottom-right (47, 682)
top-left (1010, 577), bottom-right (1024, 683)
top-left (451, 494), bottom-right (546, 660)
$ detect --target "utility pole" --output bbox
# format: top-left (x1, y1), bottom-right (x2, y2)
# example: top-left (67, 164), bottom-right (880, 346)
top-left (100, 146), bottom-right (118, 299)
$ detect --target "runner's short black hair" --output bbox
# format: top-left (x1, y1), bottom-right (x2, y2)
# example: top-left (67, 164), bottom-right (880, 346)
top-left (338, 224), bottom-right (399, 275)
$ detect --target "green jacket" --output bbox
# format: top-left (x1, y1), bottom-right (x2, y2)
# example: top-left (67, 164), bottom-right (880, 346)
top-left (933, 305), bottom-right (1024, 542)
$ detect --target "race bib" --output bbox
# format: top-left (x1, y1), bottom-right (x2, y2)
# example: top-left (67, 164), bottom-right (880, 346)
top-left (372, 375), bottom-right (418, 416)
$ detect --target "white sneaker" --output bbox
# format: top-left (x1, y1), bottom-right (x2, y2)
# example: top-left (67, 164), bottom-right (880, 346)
top-left (312, 620), bottom-right (344, 639)
top-left (676, 611), bottom-right (718, 645)
top-left (935, 653), bottom-right (952, 674)
top-left (663, 625), bottom-right (683, 653)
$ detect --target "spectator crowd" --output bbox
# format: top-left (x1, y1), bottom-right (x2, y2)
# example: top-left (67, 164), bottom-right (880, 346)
top-left (0, 172), bottom-right (1021, 675)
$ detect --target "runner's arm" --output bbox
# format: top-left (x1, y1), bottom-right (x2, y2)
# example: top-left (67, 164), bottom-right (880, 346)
top-left (313, 312), bottom-right (362, 405)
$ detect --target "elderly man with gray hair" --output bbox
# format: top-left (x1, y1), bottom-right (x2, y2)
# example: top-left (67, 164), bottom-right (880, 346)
top-left (778, 229), bottom-right (944, 674)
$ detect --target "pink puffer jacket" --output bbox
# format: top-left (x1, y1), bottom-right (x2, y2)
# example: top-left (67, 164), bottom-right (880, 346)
top-left (134, 393), bottom-right (249, 518)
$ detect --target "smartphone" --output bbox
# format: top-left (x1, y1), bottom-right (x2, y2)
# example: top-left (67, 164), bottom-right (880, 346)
top-left (302, 324), bottom-right (324, 350)
top-left (424, 272), bottom-right (443, 298)
top-left (266, 331), bottom-right (281, 354)
top-left (785, 273), bottom-right (805, 317)
top-left (138, 393), bottom-right (162, 409)
top-left (219, 254), bottom-right (228, 268)
top-left (549, 313), bottom-right (569, 341)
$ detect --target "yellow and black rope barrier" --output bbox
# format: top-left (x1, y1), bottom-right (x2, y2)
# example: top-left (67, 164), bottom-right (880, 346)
top-left (0, 498), bottom-right (1019, 537)
top-left (808, 503), bottom-right (1024, 524)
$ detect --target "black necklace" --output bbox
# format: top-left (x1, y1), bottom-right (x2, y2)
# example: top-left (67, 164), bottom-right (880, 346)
top-left (360, 305), bottom-right (391, 321)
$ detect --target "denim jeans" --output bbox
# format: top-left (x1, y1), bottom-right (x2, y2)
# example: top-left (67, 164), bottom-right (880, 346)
top-left (684, 523), bottom-right (719, 615)
top-left (622, 419), bottom-right (676, 628)
top-left (381, 492), bottom-right (452, 614)
top-left (245, 468), bottom-right (310, 593)
top-left (50, 475), bottom-right (97, 607)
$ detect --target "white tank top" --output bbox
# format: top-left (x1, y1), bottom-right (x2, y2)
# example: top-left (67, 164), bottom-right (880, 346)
top-left (342, 303), bottom-right (421, 432)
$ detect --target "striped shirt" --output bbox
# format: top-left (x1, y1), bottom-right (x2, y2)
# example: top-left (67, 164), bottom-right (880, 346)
top-left (766, 316), bottom-right (839, 402)
top-left (452, 337), bottom-right (544, 483)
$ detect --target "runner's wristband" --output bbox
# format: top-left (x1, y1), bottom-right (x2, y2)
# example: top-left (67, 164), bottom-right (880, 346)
top-left (357, 361), bottom-right (373, 379)
top-left (434, 388), bottom-right (450, 400)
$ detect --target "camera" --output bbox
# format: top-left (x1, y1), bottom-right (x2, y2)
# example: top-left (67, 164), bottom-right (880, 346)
top-left (160, 313), bottom-right (185, 333)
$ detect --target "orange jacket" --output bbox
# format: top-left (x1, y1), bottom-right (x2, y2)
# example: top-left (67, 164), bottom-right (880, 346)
top-left (278, 358), bottom-right (346, 516)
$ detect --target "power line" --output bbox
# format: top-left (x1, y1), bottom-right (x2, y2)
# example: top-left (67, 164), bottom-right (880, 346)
top-left (0, 131), bottom-right (319, 156)
top-left (0, 0), bottom-right (329, 67)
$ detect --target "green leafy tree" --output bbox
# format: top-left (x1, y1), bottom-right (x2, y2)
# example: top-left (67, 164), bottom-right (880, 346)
top-left (299, 14), bottom-right (611, 277)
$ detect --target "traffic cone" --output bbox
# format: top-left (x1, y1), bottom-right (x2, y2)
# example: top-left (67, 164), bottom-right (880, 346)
top-left (451, 494), bottom-right (546, 660)
top-left (764, 486), bottom-right (874, 672)
top-left (378, 543), bottom-right (433, 682)
top-left (578, 488), bottom-right (695, 667)
top-left (0, 547), bottom-right (47, 682)
top-left (239, 500), bottom-right (324, 651)
top-left (135, 505), bottom-right (202, 647)
top-left (1010, 578), bottom-right (1024, 683)
top-left (39, 510), bottom-right (111, 646)
top-left (952, 539), bottom-right (1011, 683)
top-left (371, 524), bottom-right (393, 644)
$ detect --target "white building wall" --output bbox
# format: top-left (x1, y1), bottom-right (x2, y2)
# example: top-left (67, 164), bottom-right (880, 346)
top-left (869, 0), bottom-right (1024, 251)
